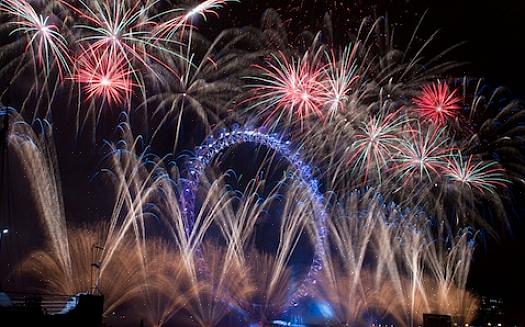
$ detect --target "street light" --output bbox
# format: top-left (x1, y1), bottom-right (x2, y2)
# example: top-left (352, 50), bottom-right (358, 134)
top-left (0, 227), bottom-right (8, 252)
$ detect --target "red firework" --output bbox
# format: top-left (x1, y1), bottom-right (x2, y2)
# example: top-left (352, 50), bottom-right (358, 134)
top-left (413, 81), bottom-right (462, 125)
top-left (250, 52), bottom-right (326, 124)
top-left (72, 48), bottom-right (133, 106)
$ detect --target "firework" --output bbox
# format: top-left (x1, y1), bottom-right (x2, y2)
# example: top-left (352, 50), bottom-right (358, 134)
top-left (248, 52), bottom-right (327, 127)
top-left (348, 108), bottom-right (408, 184)
top-left (322, 45), bottom-right (359, 119)
top-left (2, 4), bottom-right (523, 326)
top-left (393, 123), bottom-right (451, 183)
top-left (318, 189), bottom-right (478, 326)
top-left (145, 28), bottom-right (255, 146)
top-left (71, 47), bottom-right (134, 106)
top-left (59, 0), bottom-right (180, 85)
top-left (444, 153), bottom-right (509, 193)
top-left (413, 81), bottom-right (462, 125)
top-left (6, 110), bottom-right (72, 282)
top-left (60, 0), bottom-right (154, 52)
top-left (7, 116), bottom-right (484, 326)
top-left (185, 0), bottom-right (239, 21)
top-left (0, 0), bottom-right (71, 75)
top-left (183, 126), bottom-right (328, 307)
top-left (154, 0), bottom-right (240, 38)
top-left (239, 251), bottom-right (293, 323)
top-left (463, 79), bottom-right (525, 191)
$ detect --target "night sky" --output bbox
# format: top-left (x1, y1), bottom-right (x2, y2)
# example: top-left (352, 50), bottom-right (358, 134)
top-left (1, 0), bottom-right (525, 324)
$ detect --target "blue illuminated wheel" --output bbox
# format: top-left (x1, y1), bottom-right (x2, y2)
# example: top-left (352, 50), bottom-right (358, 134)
top-left (182, 125), bottom-right (328, 308)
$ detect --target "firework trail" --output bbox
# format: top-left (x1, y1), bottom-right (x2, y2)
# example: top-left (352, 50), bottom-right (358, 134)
top-left (320, 188), bottom-right (478, 325)
top-left (4, 109), bottom-right (72, 286)
top-left (154, 0), bottom-right (240, 39)
top-left (444, 152), bottom-right (509, 193)
top-left (0, 0), bottom-right (71, 76)
top-left (6, 115), bottom-right (485, 325)
top-left (349, 108), bottom-right (408, 185)
top-left (322, 45), bottom-right (360, 120)
top-left (144, 27), bottom-right (258, 148)
top-left (1, 0), bottom-right (241, 137)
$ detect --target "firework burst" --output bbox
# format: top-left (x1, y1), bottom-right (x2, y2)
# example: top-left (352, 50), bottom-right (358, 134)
top-left (394, 123), bottom-right (451, 183)
top-left (349, 109), bottom-right (408, 184)
top-left (248, 52), bottom-right (326, 127)
top-left (0, 0), bottom-right (71, 75)
top-left (413, 81), bottom-right (462, 125)
top-left (322, 45), bottom-right (359, 118)
top-left (444, 153), bottom-right (509, 193)
top-left (71, 47), bottom-right (134, 106)
top-left (60, 0), bottom-right (181, 87)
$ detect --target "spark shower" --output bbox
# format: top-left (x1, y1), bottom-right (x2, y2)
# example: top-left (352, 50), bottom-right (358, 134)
top-left (1, 0), bottom-right (524, 326)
